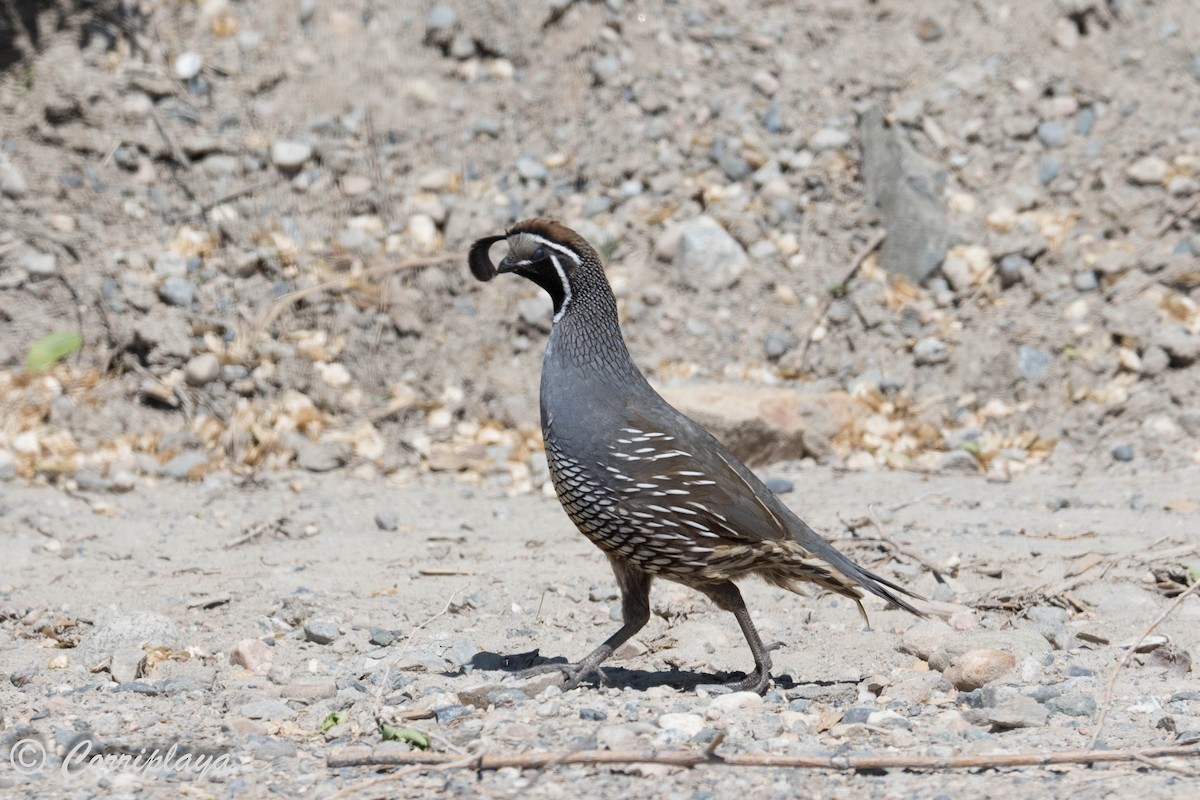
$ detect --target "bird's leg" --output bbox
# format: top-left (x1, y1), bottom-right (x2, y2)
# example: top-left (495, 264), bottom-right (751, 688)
top-left (700, 581), bottom-right (773, 695)
top-left (518, 558), bottom-right (651, 689)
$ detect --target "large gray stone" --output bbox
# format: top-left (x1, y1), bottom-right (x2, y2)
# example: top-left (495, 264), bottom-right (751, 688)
top-left (673, 216), bottom-right (748, 290)
top-left (860, 107), bottom-right (959, 282)
top-left (76, 611), bottom-right (183, 665)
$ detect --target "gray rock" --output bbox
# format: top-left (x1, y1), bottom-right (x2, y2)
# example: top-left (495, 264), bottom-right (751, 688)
top-left (1, 161), bottom-right (29, 198)
top-left (369, 628), bottom-right (396, 647)
top-left (673, 216), bottom-right (748, 290)
top-left (19, 252), bottom-right (57, 278)
top-left (515, 156), bottom-right (547, 182)
top-left (938, 450), bottom-right (979, 473)
top-left (76, 611), bottom-right (182, 665)
top-left (1075, 107), bottom-right (1096, 135)
top-left (764, 477), bottom-right (794, 495)
top-left (998, 255), bottom-right (1030, 287)
top-left (240, 700), bottom-right (296, 720)
top-left (295, 440), bottom-right (350, 472)
top-left (375, 512), bottom-right (399, 531)
top-left (1155, 326), bottom-right (1200, 365)
top-left (1072, 271), bottom-right (1098, 292)
top-left (808, 128), bottom-right (851, 151)
top-left (184, 353), bottom-right (221, 386)
top-left (202, 154), bottom-right (240, 177)
top-left (1047, 693), bottom-right (1097, 717)
top-left (913, 337), bottom-right (950, 365)
top-left (842, 707), bottom-right (873, 724)
top-left (860, 107), bottom-right (958, 282)
top-left (1126, 156), bottom-right (1168, 186)
top-left (986, 694), bottom-right (1048, 729)
top-left (444, 639), bottom-right (478, 669)
top-left (1111, 444), bottom-right (1134, 462)
top-left (718, 149), bottom-right (752, 181)
top-left (304, 621), bottom-right (340, 644)
top-left (425, 5), bottom-right (458, 48)
top-left (0, 450), bottom-right (16, 481)
top-left (159, 450), bottom-right (209, 480)
top-left (1017, 346), bottom-right (1051, 381)
top-left (1039, 156), bottom-right (1061, 185)
top-left (158, 277), bottom-right (195, 307)
top-left (271, 141), bottom-right (314, 171)
top-left (154, 252), bottom-right (188, 277)
top-left (941, 257), bottom-right (973, 291)
top-left (1036, 120), bottom-right (1069, 148)
top-left (763, 329), bottom-right (797, 360)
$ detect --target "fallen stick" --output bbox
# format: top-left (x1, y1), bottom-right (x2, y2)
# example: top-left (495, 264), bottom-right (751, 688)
top-left (798, 230), bottom-right (886, 370)
top-left (1089, 579), bottom-right (1200, 749)
top-left (327, 742), bottom-right (1200, 772)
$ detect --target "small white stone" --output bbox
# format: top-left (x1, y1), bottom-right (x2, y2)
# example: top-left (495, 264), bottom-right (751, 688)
top-left (173, 51), bottom-right (204, 80)
top-left (1126, 156), bottom-right (1168, 186)
top-left (656, 712), bottom-right (704, 737)
top-left (708, 691), bottom-right (765, 712)
top-left (271, 141), bottom-right (314, 170)
top-left (184, 353), bottom-right (221, 386)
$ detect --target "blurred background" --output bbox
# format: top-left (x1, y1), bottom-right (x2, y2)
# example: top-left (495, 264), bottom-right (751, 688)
top-left (2, 0), bottom-right (1199, 492)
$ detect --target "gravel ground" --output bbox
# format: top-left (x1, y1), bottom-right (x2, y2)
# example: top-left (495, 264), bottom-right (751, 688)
top-left (2, 0), bottom-right (1200, 797)
top-left (2, 466), bottom-right (1200, 797)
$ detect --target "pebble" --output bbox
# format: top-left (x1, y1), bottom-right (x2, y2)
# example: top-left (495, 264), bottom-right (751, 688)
top-left (1047, 693), bottom-right (1097, 717)
top-left (1, 161), bottom-right (29, 198)
top-left (942, 649), bottom-right (1017, 690)
top-left (173, 51), bottom-right (203, 81)
top-left (998, 254), bottom-right (1029, 287)
top-left (184, 353), bottom-right (221, 386)
top-left (913, 337), bottom-right (950, 365)
top-left (375, 511), bottom-right (399, 531)
top-left (708, 691), bottom-right (764, 712)
top-left (304, 621), bottom-right (340, 644)
top-left (940, 257), bottom-right (973, 291)
top-left (154, 252), bottom-right (187, 278)
top-left (157, 276), bottom-right (195, 307)
top-left (938, 450), bottom-right (979, 473)
top-left (295, 439), bottom-right (350, 472)
top-left (580, 708), bottom-right (607, 721)
top-left (240, 700), bottom-right (296, 721)
top-left (515, 156), bottom-right (548, 182)
top-left (77, 611), bottom-right (182, 664)
top-left (1017, 345), bottom-right (1051, 382)
top-left (764, 477), bottom-right (794, 495)
top-left (1036, 120), bottom-right (1069, 148)
top-left (1072, 271), bottom-right (1099, 292)
top-left (673, 216), bottom-right (748, 291)
top-left (230, 638), bottom-right (274, 673)
top-left (1039, 156), bottom-right (1061, 185)
top-left (763, 329), bottom-right (797, 360)
top-left (425, 5), bottom-right (457, 47)
top-left (159, 451), bottom-right (208, 480)
top-left (1111, 444), bottom-right (1134, 462)
top-left (1076, 106), bottom-right (1096, 135)
top-left (657, 712), bottom-right (705, 737)
top-left (20, 252), bottom-right (57, 278)
top-left (271, 141), bottom-right (314, 171)
top-left (1126, 156), bottom-right (1168, 186)
top-left (808, 127), bottom-right (851, 151)
top-left (1155, 325), bottom-right (1200, 365)
top-left (985, 694), bottom-right (1048, 729)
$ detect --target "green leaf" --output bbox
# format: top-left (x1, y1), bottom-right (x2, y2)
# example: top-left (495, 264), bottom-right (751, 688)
top-left (379, 723), bottom-right (430, 749)
top-left (26, 330), bottom-right (82, 372)
top-left (320, 711), bottom-right (348, 733)
top-left (959, 441), bottom-right (981, 456)
top-left (828, 282), bottom-right (848, 298)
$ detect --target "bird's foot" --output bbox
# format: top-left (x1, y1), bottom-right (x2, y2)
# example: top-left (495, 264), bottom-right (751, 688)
top-left (722, 667), bottom-right (771, 695)
top-left (515, 659), bottom-right (607, 690)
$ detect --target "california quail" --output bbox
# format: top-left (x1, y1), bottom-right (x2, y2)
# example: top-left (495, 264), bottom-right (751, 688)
top-left (470, 218), bottom-right (923, 694)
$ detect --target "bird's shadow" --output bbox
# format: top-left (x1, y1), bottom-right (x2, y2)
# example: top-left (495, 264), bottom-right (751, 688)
top-left (466, 650), bottom-right (850, 693)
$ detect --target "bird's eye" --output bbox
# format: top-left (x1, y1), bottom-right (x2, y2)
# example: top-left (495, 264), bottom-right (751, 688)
top-left (530, 246), bottom-right (548, 262)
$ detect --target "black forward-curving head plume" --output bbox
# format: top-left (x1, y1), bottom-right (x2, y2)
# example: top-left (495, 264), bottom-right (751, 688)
top-left (468, 218), bottom-right (605, 322)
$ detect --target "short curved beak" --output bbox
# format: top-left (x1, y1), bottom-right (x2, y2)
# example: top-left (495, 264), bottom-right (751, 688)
top-left (496, 255), bottom-right (520, 274)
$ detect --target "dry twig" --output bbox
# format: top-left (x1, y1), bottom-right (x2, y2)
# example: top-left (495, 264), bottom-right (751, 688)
top-left (326, 742), bottom-right (1200, 773)
top-left (1089, 579), bottom-right (1200, 749)
top-left (799, 230), bottom-right (886, 370)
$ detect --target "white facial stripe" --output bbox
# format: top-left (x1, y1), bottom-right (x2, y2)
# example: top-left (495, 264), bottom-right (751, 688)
top-left (524, 234), bottom-right (582, 266)
top-left (549, 253), bottom-right (571, 322)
